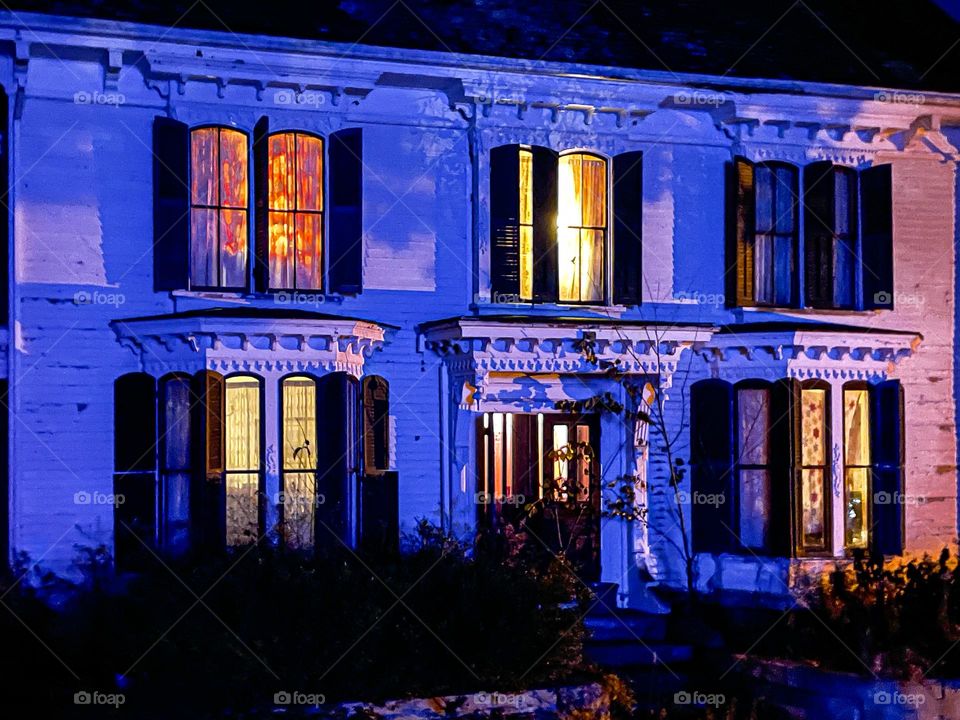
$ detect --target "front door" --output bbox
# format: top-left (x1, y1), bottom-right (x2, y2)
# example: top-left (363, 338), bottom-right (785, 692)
top-left (477, 412), bottom-right (601, 582)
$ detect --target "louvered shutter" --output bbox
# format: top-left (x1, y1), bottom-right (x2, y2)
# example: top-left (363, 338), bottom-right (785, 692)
top-left (803, 161), bottom-right (835, 308)
top-left (768, 379), bottom-right (799, 557)
top-left (253, 116), bottom-right (270, 293)
top-left (531, 146), bottom-right (559, 303)
top-left (153, 116), bottom-right (190, 291)
top-left (490, 144), bottom-right (522, 300)
top-left (870, 380), bottom-right (904, 555)
top-left (316, 372), bottom-right (360, 547)
top-left (727, 157), bottom-right (755, 307)
top-left (190, 371), bottom-right (226, 552)
top-left (114, 373), bottom-right (157, 570)
top-left (362, 375), bottom-right (390, 475)
top-left (613, 151), bottom-right (643, 306)
top-left (861, 164), bottom-right (894, 310)
top-left (690, 379), bottom-right (736, 553)
top-left (328, 128), bottom-right (363, 294)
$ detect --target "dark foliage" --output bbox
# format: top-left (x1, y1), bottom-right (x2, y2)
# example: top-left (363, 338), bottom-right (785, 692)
top-left (0, 523), bottom-right (587, 717)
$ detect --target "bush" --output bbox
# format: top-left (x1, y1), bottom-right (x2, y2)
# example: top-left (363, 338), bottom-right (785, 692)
top-left (0, 522), bottom-right (589, 717)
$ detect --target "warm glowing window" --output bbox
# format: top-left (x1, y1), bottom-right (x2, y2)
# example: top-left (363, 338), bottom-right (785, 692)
top-left (518, 148), bottom-right (534, 301)
top-left (844, 387), bottom-right (871, 549)
top-left (281, 376), bottom-right (318, 548)
top-left (557, 153), bottom-right (606, 302)
top-left (268, 132), bottom-right (324, 290)
top-left (190, 127), bottom-right (248, 289)
top-left (798, 386), bottom-right (829, 551)
top-left (225, 376), bottom-right (261, 546)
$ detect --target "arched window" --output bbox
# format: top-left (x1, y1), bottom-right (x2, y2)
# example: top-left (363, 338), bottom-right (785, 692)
top-left (843, 382), bottom-right (871, 549)
top-left (557, 152), bottom-right (606, 303)
top-left (267, 132), bottom-right (324, 290)
top-left (224, 375), bottom-right (263, 545)
top-left (189, 126), bottom-right (249, 289)
top-left (797, 381), bottom-right (830, 552)
top-left (281, 375), bottom-right (318, 548)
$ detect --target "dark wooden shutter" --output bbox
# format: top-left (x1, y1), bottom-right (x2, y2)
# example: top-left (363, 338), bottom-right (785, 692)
top-left (861, 164), bottom-right (894, 310)
top-left (190, 371), bottom-right (226, 552)
top-left (690, 379), bottom-right (736, 553)
top-left (727, 157), bottom-right (755, 307)
top-left (360, 471), bottom-right (399, 556)
top-left (114, 373), bottom-right (157, 570)
top-left (253, 116), bottom-right (270, 293)
top-left (328, 128), bottom-right (363, 294)
top-left (490, 144), bottom-right (522, 300)
top-left (613, 151), bottom-right (643, 306)
top-left (768, 379), bottom-right (799, 557)
top-left (531, 146), bottom-right (559, 303)
top-left (362, 375), bottom-right (390, 475)
top-left (0, 380), bottom-right (7, 570)
top-left (153, 116), bottom-right (190, 291)
top-left (803, 161), bottom-right (835, 308)
top-left (316, 372), bottom-right (360, 547)
top-left (870, 380), bottom-right (904, 555)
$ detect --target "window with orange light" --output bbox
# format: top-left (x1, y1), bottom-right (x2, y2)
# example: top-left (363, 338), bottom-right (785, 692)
top-left (557, 152), bottom-right (606, 303)
top-left (189, 127), bottom-right (248, 289)
top-left (267, 132), bottom-right (324, 290)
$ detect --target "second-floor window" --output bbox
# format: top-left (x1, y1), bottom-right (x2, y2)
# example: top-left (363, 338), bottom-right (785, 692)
top-left (489, 145), bottom-right (643, 306)
top-left (729, 157), bottom-right (893, 310)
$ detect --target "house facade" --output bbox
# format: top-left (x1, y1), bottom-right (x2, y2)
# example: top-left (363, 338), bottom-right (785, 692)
top-left (0, 10), bottom-right (958, 607)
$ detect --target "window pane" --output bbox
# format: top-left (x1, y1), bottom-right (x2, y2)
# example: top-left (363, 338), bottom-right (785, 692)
top-left (575, 424), bottom-right (591, 502)
top-left (558, 154), bottom-right (583, 228)
top-left (579, 229), bottom-right (603, 302)
top-left (754, 234), bottom-right (774, 304)
top-left (283, 472), bottom-right (316, 548)
top-left (226, 473), bottom-right (259, 545)
top-left (581, 155), bottom-right (606, 227)
top-left (519, 225), bottom-right (533, 301)
top-left (162, 377), bottom-right (191, 472)
top-left (739, 469), bottom-right (770, 549)
top-left (269, 211), bottom-right (295, 288)
top-left (191, 128), bottom-right (218, 206)
top-left (190, 208), bottom-right (217, 287)
top-left (773, 166), bottom-right (796, 233)
top-left (800, 388), bottom-right (826, 466)
top-left (834, 235), bottom-right (855, 308)
top-left (834, 170), bottom-right (852, 235)
top-left (845, 467), bottom-right (869, 548)
top-left (268, 133), bottom-right (296, 211)
top-left (492, 413), bottom-right (504, 498)
top-left (800, 468), bottom-right (826, 548)
top-left (737, 387), bottom-right (770, 465)
top-left (219, 129), bottom-right (248, 208)
top-left (754, 166), bottom-right (772, 233)
top-left (282, 378), bottom-right (317, 470)
top-left (773, 233), bottom-right (793, 306)
top-left (844, 389), bottom-right (870, 466)
top-left (219, 209), bottom-right (248, 288)
top-left (226, 377), bottom-right (260, 472)
top-left (519, 149), bottom-right (533, 225)
top-left (296, 135), bottom-right (323, 211)
top-left (295, 214), bottom-right (323, 290)
top-left (557, 227), bottom-right (581, 302)
top-left (552, 424), bottom-right (569, 499)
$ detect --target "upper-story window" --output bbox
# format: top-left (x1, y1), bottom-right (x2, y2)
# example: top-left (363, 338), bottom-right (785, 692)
top-left (490, 145), bottom-right (643, 306)
top-left (729, 158), bottom-right (893, 310)
top-left (152, 117), bottom-right (363, 295)
top-left (190, 127), bottom-right (249, 290)
top-left (267, 133), bottom-right (324, 291)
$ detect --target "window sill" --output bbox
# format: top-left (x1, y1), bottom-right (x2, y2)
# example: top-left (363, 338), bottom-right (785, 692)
top-left (737, 305), bottom-right (882, 316)
top-left (170, 289), bottom-right (345, 306)
top-left (474, 299), bottom-right (632, 314)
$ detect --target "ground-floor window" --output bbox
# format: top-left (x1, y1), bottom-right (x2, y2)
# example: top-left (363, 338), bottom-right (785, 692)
top-left (691, 377), bottom-right (903, 558)
top-left (224, 376), bottom-right (263, 546)
top-left (281, 376), bottom-right (318, 548)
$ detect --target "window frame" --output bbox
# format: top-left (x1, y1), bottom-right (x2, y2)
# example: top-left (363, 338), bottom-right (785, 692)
top-left (222, 372), bottom-right (266, 546)
top-left (795, 380), bottom-right (832, 556)
top-left (732, 379), bottom-right (775, 553)
top-left (264, 130), bottom-right (326, 293)
top-left (556, 149), bottom-right (609, 305)
top-left (842, 380), bottom-right (872, 552)
top-left (751, 161), bottom-right (799, 308)
top-left (157, 372), bottom-right (194, 553)
top-left (278, 373), bottom-right (320, 548)
top-left (188, 124), bottom-right (251, 293)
